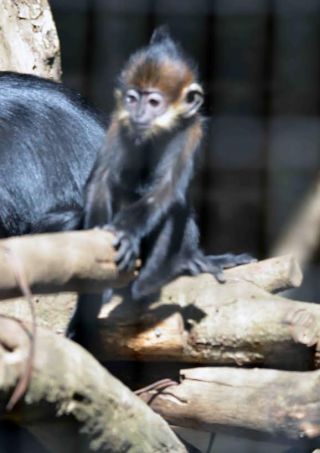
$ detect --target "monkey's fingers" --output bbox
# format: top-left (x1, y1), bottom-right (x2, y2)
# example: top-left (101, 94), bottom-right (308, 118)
top-left (117, 250), bottom-right (136, 272)
top-left (102, 226), bottom-right (138, 271)
top-left (112, 230), bottom-right (126, 249)
top-left (101, 224), bottom-right (120, 246)
top-left (115, 235), bottom-right (139, 272)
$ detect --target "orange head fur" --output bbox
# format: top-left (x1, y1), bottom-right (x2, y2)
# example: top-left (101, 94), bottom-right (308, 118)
top-left (115, 27), bottom-right (203, 139)
top-left (119, 27), bottom-right (198, 102)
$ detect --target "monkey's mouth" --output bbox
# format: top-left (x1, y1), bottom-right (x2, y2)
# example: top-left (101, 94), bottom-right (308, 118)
top-left (130, 122), bottom-right (150, 144)
top-left (131, 121), bottom-right (149, 133)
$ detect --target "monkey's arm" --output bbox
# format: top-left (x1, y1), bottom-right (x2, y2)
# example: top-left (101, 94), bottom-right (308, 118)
top-left (111, 127), bottom-right (200, 270)
top-left (83, 149), bottom-right (117, 229)
top-left (83, 121), bottom-right (126, 229)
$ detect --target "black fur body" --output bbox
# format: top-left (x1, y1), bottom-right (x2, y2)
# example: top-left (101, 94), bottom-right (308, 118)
top-left (0, 72), bottom-right (105, 237)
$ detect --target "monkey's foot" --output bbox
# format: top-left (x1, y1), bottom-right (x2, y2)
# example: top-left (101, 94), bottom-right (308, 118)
top-left (208, 253), bottom-right (256, 269)
top-left (104, 225), bottom-right (139, 272)
top-left (187, 253), bottom-right (256, 283)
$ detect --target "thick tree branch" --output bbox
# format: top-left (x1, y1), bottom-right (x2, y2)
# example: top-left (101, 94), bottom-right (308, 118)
top-left (0, 230), bottom-right (138, 299)
top-left (0, 245), bottom-right (315, 370)
top-left (0, 231), bottom-right (300, 299)
top-left (0, 317), bottom-right (186, 452)
top-left (139, 367), bottom-right (320, 441)
top-left (95, 275), bottom-right (318, 369)
top-left (224, 254), bottom-right (302, 293)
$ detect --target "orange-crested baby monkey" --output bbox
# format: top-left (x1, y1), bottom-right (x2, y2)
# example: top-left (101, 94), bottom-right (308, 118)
top-left (67, 26), bottom-right (253, 346)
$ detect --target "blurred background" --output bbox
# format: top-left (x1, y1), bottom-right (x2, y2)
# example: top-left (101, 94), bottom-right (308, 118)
top-left (49, 0), bottom-right (320, 304)
top-left (2, 1), bottom-right (319, 451)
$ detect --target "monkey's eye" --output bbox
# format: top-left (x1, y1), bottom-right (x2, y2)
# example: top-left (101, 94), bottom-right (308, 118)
top-left (147, 93), bottom-right (165, 112)
top-left (149, 98), bottom-right (160, 107)
top-left (125, 90), bottom-right (139, 106)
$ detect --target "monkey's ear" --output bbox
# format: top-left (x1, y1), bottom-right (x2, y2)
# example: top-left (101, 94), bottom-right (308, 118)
top-left (181, 83), bottom-right (204, 118)
top-left (150, 25), bottom-right (171, 44)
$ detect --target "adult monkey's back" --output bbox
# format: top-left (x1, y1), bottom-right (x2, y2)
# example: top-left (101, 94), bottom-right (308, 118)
top-left (0, 72), bottom-right (105, 237)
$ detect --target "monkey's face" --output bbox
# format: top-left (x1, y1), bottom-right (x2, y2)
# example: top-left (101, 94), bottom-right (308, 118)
top-left (115, 26), bottom-right (205, 143)
top-left (116, 83), bottom-right (203, 144)
top-left (123, 88), bottom-right (168, 141)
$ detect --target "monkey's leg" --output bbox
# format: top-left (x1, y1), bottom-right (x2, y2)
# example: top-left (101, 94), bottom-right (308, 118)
top-left (130, 213), bottom-right (182, 299)
top-left (66, 289), bottom-right (113, 349)
top-left (173, 215), bottom-right (256, 282)
top-left (131, 207), bottom-right (198, 298)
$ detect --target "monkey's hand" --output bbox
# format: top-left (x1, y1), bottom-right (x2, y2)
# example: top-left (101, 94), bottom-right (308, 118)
top-left (104, 225), bottom-right (140, 272)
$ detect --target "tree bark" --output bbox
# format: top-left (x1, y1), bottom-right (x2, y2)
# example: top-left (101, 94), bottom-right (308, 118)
top-left (0, 317), bottom-right (186, 453)
top-left (0, 0), bottom-right (61, 79)
top-left (0, 229), bottom-right (138, 299)
top-left (138, 367), bottom-right (320, 441)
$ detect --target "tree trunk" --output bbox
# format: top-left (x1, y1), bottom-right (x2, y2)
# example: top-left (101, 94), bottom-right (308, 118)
top-left (0, 0), bottom-right (61, 79)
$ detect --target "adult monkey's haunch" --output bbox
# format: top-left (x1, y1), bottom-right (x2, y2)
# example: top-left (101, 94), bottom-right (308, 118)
top-left (67, 27), bottom-right (254, 346)
top-left (0, 73), bottom-right (105, 235)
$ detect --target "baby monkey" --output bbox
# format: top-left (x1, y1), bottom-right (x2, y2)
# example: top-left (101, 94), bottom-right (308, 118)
top-left (67, 26), bottom-right (253, 344)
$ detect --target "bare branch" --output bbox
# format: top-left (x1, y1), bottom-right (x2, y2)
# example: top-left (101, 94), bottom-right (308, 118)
top-left (139, 367), bottom-right (320, 441)
top-left (0, 230), bottom-right (138, 299)
top-left (0, 245), bottom-right (313, 370)
top-left (0, 233), bottom-right (300, 299)
top-left (95, 275), bottom-right (318, 369)
top-left (224, 254), bottom-right (302, 293)
top-left (0, 317), bottom-right (186, 452)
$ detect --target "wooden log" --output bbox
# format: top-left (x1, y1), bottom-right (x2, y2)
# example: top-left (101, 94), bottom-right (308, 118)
top-left (0, 317), bottom-right (186, 452)
top-left (0, 229), bottom-right (138, 299)
top-left (0, 0), bottom-right (61, 79)
top-left (95, 275), bottom-right (318, 369)
top-left (138, 367), bottom-right (320, 441)
top-left (224, 254), bottom-right (302, 293)
top-left (0, 232), bottom-right (300, 299)
top-left (0, 242), bottom-right (312, 370)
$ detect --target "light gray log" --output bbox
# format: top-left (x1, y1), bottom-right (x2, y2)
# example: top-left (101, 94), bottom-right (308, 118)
top-left (139, 367), bottom-right (320, 441)
top-left (0, 317), bottom-right (186, 452)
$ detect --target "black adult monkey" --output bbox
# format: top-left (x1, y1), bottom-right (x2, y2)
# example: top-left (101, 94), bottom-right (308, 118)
top-left (67, 27), bottom-right (253, 345)
top-left (0, 72), bottom-right (105, 237)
